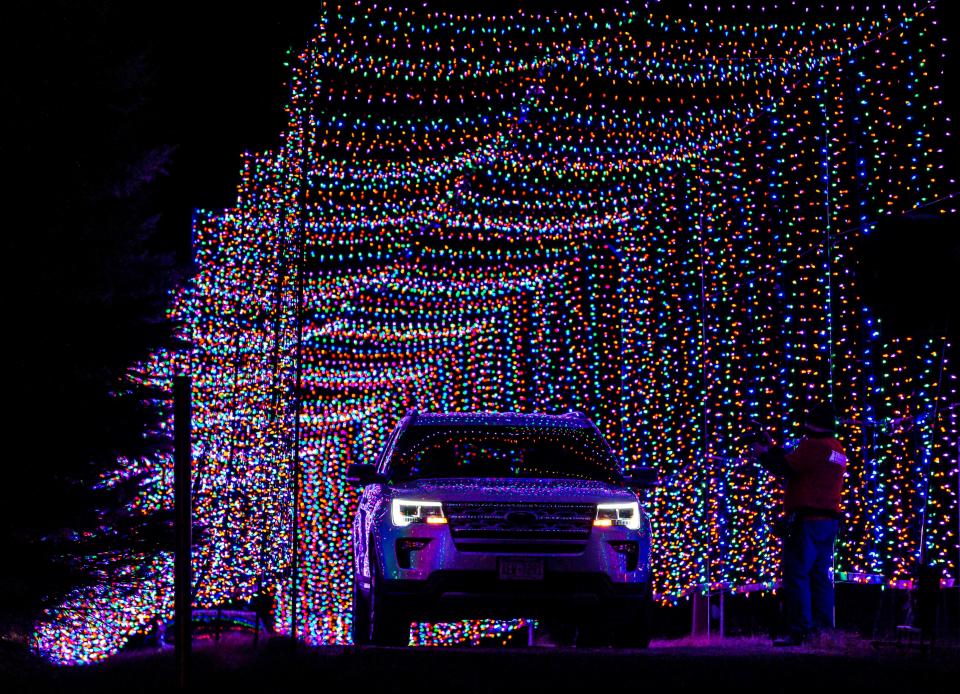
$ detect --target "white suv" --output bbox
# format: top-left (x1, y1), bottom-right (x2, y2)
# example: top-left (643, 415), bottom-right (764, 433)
top-left (348, 411), bottom-right (655, 647)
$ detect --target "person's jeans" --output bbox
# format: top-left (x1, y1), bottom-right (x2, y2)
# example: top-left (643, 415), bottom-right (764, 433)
top-left (782, 518), bottom-right (839, 638)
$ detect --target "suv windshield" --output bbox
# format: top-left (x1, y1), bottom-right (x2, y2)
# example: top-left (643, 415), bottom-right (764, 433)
top-left (389, 424), bottom-right (622, 484)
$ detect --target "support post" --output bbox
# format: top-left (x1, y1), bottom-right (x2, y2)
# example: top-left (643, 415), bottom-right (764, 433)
top-left (719, 589), bottom-right (725, 638)
top-left (692, 588), bottom-right (709, 637)
top-left (174, 376), bottom-right (192, 689)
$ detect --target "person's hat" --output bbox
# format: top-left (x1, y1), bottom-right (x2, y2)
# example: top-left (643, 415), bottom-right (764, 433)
top-left (804, 402), bottom-right (837, 433)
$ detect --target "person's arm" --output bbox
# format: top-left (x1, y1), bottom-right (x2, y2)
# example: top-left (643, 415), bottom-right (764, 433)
top-left (758, 446), bottom-right (792, 478)
top-left (751, 431), bottom-right (793, 478)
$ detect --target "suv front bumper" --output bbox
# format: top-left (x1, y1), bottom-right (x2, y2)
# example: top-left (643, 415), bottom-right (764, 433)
top-left (379, 570), bottom-right (650, 621)
top-left (368, 515), bottom-right (651, 621)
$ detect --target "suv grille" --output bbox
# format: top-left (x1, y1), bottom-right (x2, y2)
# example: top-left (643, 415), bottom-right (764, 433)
top-left (443, 502), bottom-right (594, 554)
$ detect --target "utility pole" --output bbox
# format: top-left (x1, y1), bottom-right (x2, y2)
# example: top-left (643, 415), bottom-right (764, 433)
top-left (174, 376), bottom-right (193, 689)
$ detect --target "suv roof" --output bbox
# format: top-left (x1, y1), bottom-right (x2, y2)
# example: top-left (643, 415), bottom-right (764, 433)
top-left (407, 410), bottom-right (593, 429)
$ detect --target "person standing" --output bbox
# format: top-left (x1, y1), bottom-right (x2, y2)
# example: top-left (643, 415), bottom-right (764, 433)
top-left (752, 403), bottom-right (847, 646)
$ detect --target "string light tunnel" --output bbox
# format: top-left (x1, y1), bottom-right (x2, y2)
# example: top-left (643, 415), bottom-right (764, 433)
top-left (33, 0), bottom-right (958, 664)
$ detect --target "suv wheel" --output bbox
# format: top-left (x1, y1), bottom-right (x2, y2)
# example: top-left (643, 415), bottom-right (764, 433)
top-left (352, 578), bottom-right (370, 645)
top-left (369, 546), bottom-right (410, 646)
top-left (611, 583), bottom-right (652, 648)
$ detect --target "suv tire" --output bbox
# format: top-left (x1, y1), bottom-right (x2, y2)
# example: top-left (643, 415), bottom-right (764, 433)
top-left (369, 546), bottom-right (410, 646)
top-left (352, 579), bottom-right (370, 645)
top-left (611, 582), bottom-right (652, 648)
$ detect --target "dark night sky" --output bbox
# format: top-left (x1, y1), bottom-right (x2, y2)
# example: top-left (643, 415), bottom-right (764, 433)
top-left (150, 3), bottom-right (324, 254)
top-left (3, 1), bottom-right (325, 260)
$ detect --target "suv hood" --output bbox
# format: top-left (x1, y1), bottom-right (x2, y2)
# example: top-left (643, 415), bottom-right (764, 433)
top-left (388, 477), bottom-right (636, 505)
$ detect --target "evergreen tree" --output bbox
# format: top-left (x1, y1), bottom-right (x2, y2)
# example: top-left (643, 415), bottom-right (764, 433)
top-left (1, 1), bottom-right (183, 640)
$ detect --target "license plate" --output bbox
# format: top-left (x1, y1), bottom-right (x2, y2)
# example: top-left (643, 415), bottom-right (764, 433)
top-left (498, 558), bottom-right (544, 581)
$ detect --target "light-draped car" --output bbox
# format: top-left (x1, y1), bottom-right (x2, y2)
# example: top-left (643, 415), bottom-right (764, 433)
top-left (348, 410), bottom-right (655, 647)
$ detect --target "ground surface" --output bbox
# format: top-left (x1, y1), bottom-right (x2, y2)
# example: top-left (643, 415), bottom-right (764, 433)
top-left (3, 634), bottom-right (957, 692)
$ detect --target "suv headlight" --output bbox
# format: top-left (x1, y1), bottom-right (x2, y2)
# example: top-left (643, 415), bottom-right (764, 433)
top-left (391, 499), bottom-right (447, 527)
top-left (594, 501), bottom-right (641, 530)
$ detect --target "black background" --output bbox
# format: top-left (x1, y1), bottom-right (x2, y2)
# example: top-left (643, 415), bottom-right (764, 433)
top-left (3, 1), bottom-right (323, 258)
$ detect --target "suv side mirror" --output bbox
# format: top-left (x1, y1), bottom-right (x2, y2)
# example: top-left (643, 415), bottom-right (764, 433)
top-left (346, 463), bottom-right (386, 486)
top-left (623, 467), bottom-right (660, 489)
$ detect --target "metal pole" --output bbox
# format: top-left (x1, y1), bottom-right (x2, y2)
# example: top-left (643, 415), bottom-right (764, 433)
top-left (290, 43), bottom-right (313, 644)
top-left (719, 589), bottom-right (725, 638)
top-left (290, 211), bottom-right (305, 646)
top-left (695, 161), bottom-right (712, 639)
top-left (174, 376), bottom-right (192, 690)
top-left (706, 588), bottom-right (711, 640)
